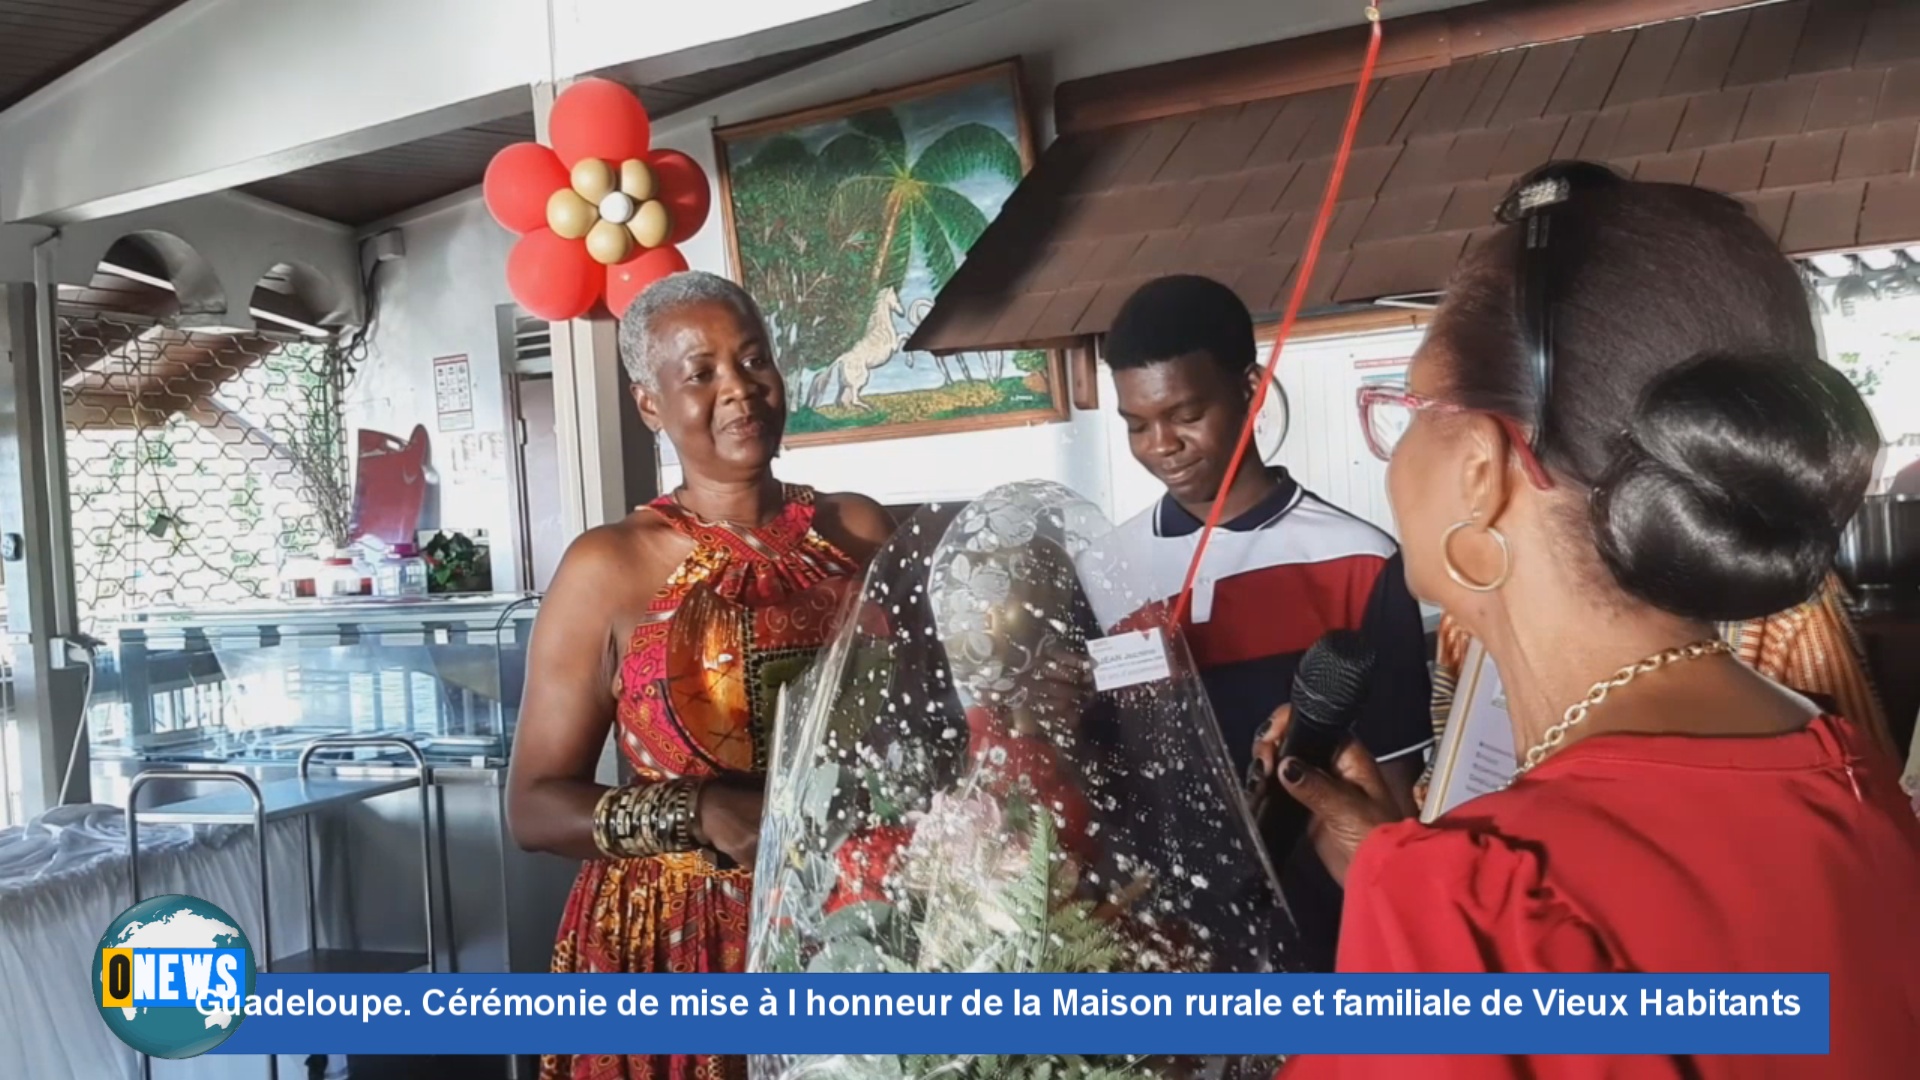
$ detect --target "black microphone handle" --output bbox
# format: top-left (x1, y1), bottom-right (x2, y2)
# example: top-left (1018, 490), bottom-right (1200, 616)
top-left (1258, 707), bottom-right (1357, 865)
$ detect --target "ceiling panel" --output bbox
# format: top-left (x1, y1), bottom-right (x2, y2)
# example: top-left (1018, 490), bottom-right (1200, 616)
top-left (237, 116), bottom-right (540, 227)
top-left (235, 20), bottom-right (921, 226)
top-left (0, 0), bottom-right (188, 111)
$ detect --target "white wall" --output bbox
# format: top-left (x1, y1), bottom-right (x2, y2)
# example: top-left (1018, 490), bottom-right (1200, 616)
top-left (346, 198), bottom-right (522, 587)
top-left (650, 0), bottom-right (1465, 518)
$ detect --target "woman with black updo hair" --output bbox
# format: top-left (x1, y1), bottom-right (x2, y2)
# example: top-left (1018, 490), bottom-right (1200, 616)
top-left (1254, 162), bottom-right (1920, 1078)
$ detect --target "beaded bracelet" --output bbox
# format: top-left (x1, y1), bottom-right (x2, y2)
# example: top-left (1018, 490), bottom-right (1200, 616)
top-left (592, 779), bottom-right (704, 859)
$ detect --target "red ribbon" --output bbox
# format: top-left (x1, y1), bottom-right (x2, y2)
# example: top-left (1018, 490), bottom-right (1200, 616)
top-left (1168, 6), bottom-right (1388, 632)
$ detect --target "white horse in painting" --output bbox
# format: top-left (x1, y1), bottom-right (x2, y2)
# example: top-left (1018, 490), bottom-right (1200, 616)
top-left (810, 286), bottom-right (904, 411)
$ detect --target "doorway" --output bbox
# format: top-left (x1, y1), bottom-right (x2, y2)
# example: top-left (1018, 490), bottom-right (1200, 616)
top-left (499, 306), bottom-right (565, 593)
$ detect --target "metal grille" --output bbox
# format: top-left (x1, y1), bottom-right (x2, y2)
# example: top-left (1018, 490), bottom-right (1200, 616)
top-left (60, 314), bottom-right (351, 626)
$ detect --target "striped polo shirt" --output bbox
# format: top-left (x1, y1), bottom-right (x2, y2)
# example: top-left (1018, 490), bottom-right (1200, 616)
top-left (1097, 467), bottom-right (1435, 971)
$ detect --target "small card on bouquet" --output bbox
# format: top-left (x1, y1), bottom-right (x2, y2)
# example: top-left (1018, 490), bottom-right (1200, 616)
top-left (1087, 627), bottom-right (1173, 692)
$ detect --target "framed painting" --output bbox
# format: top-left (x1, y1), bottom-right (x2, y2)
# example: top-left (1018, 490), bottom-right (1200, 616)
top-left (715, 60), bottom-right (1068, 448)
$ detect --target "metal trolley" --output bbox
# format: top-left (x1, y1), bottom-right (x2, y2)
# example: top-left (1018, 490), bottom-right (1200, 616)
top-left (125, 735), bottom-right (440, 1079)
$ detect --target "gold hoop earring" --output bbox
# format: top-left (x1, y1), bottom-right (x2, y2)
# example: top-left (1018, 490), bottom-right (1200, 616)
top-left (1442, 519), bottom-right (1511, 593)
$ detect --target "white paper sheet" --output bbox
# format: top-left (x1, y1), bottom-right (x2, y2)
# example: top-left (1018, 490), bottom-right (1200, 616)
top-left (1422, 640), bottom-right (1518, 822)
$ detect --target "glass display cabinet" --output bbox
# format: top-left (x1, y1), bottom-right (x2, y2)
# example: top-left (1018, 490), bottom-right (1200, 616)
top-left (87, 594), bottom-right (540, 769)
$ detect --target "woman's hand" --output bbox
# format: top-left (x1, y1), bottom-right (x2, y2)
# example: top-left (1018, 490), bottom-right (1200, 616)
top-left (1250, 704), bottom-right (1413, 885)
top-left (1014, 644), bottom-right (1094, 734)
top-left (693, 779), bottom-right (765, 866)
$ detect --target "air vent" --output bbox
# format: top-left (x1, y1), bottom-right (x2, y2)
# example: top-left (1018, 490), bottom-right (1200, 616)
top-left (513, 313), bottom-right (551, 376)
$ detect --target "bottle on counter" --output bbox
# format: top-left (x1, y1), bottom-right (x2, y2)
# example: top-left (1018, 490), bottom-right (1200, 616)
top-left (395, 543), bottom-right (430, 598)
top-left (374, 543), bottom-right (431, 598)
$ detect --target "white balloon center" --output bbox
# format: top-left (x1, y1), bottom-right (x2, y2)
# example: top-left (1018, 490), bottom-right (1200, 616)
top-left (598, 192), bottom-right (636, 225)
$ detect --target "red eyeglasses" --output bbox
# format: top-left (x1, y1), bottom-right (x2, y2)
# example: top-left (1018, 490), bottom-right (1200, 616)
top-left (1356, 384), bottom-right (1555, 490)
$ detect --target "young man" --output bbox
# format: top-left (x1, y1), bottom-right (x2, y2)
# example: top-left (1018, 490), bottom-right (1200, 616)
top-left (1099, 274), bottom-right (1433, 972)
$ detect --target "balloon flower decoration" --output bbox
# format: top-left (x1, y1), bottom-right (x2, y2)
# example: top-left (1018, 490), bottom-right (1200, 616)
top-left (483, 78), bottom-right (713, 322)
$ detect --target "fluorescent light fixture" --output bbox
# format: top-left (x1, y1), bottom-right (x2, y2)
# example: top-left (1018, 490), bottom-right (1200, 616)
top-left (1809, 253), bottom-right (1856, 278)
top-left (1857, 249), bottom-right (1899, 271)
top-left (98, 260), bottom-right (332, 338)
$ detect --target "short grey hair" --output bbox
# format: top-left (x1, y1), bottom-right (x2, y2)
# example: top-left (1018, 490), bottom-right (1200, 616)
top-left (617, 270), bottom-right (769, 392)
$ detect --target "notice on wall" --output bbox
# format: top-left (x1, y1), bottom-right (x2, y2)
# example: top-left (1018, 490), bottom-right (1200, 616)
top-left (434, 354), bottom-right (475, 432)
top-left (449, 432), bottom-right (507, 482)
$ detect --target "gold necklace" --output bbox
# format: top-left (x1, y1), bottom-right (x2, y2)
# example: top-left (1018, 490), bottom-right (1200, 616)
top-left (1511, 639), bottom-right (1734, 781)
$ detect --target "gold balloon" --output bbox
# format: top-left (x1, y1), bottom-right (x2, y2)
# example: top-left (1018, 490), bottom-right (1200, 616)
top-left (619, 158), bottom-right (657, 201)
top-left (546, 189), bottom-right (596, 240)
top-left (627, 200), bottom-right (672, 249)
top-left (585, 219), bottom-right (635, 265)
top-left (571, 158), bottom-right (616, 203)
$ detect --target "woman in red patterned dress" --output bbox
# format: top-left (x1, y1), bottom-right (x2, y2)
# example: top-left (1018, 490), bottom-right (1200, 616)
top-left (507, 271), bottom-right (895, 1080)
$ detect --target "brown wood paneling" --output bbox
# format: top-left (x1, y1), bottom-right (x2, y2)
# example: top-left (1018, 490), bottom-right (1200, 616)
top-left (1546, 31), bottom-right (1635, 117)
top-left (1673, 88), bottom-right (1753, 151)
top-left (1836, 121), bottom-right (1920, 180)
top-left (1612, 97), bottom-right (1689, 158)
top-left (1780, 181), bottom-right (1867, 252)
top-left (1606, 20), bottom-right (1693, 108)
top-left (1879, 62), bottom-right (1920, 120)
top-left (1438, 180), bottom-right (1507, 231)
top-left (1055, 0), bottom-right (1766, 136)
top-left (1805, 68), bottom-right (1890, 132)
top-left (1632, 149), bottom-right (1705, 185)
top-left (1858, 174), bottom-right (1920, 246)
top-left (1761, 130), bottom-right (1844, 190)
top-left (1790, 0), bottom-right (1872, 75)
top-left (1489, 40), bottom-right (1580, 127)
top-left (1856, 0), bottom-right (1920, 68)
top-left (1741, 189), bottom-right (1794, 243)
top-left (1737, 75), bottom-right (1818, 140)
top-left (1695, 139), bottom-right (1773, 193)
top-left (1724, 0), bottom-right (1809, 88)
top-left (913, 0), bottom-right (1920, 356)
top-left (1662, 9), bottom-right (1751, 96)
top-left (1492, 117), bottom-right (1572, 177)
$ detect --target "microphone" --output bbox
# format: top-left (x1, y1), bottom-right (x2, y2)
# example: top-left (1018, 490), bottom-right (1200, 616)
top-left (1255, 630), bottom-right (1376, 859)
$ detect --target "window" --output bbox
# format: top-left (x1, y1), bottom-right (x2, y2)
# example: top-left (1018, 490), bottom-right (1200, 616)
top-left (1806, 250), bottom-right (1920, 491)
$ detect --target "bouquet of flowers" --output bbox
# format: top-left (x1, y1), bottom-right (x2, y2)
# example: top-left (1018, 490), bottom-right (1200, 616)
top-left (749, 482), bottom-right (1294, 1080)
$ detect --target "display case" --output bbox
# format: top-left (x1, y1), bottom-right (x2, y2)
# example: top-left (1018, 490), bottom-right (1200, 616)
top-left (87, 594), bottom-right (540, 768)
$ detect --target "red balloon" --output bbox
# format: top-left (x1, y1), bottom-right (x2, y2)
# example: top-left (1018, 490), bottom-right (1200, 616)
top-left (648, 149), bottom-right (713, 245)
top-left (550, 78), bottom-right (651, 168)
top-left (483, 142), bottom-right (567, 234)
top-left (507, 229), bottom-right (602, 322)
top-left (606, 246), bottom-right (690, 318)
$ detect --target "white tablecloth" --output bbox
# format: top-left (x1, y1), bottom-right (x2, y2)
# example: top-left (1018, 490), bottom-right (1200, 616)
top-left (0, 804), bottom-right (346, 1080)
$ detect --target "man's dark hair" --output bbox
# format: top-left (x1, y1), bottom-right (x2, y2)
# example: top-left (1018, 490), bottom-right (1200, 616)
top-left (1103, 275), bottom-right (1257, 375)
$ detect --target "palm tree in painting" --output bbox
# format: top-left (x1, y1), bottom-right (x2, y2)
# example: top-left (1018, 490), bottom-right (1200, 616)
top-left (823, 107), bottom-right (1024, 293)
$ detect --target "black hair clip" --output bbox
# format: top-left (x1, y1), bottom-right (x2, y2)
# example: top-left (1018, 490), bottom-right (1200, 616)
top-left (1491, 161), bottom-right (1623, 458)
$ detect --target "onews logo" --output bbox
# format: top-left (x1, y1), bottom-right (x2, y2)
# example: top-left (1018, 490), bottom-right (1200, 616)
top-left (93, 894), bottom-right (258, 1059)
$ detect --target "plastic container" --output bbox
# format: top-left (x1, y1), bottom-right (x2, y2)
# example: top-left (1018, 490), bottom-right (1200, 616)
top-left (317, 557), bottom-right (363, 599)
top-left (278, 555), bottom-right (321, 600)
top-left (394, 543), bottom-right (430, 598)
top-left (375, 544), bottom-right (430, 598)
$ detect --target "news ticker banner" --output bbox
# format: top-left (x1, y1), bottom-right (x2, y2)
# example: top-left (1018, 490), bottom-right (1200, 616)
top-left (179, 973), bottom-right (1829, 1057)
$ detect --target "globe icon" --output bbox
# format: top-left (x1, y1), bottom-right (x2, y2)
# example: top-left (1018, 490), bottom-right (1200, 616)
top-left (92, 894), bottom-right (257, 1059)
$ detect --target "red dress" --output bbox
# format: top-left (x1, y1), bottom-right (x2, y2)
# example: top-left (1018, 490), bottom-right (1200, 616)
top-left (542, 487), bottom-right (865, 1080)
top-left (1287, 715), bottom-right (1920, 1080)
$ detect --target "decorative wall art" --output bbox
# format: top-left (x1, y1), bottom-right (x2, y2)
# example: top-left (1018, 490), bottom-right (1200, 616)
top-left (714, 62), bottom-right (1068, 447)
